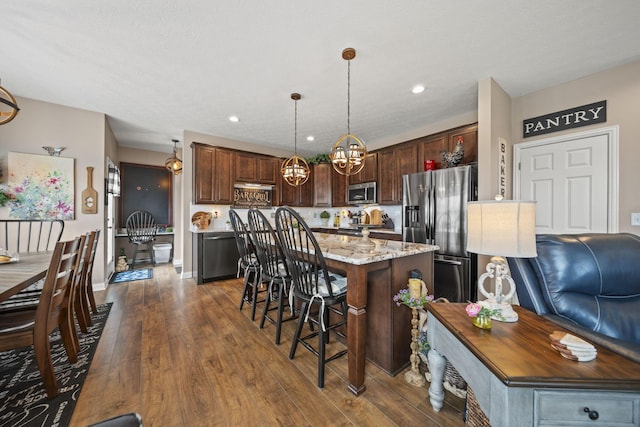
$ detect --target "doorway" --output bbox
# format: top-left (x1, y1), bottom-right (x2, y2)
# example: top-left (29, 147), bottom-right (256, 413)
top-left (513, 125), bottom-right (619, 234)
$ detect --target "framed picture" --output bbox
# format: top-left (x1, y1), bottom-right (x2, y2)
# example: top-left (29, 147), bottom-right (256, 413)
top-left (7, 152), bottom-right (75, 219)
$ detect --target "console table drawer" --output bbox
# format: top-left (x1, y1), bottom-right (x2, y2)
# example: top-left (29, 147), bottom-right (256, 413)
top-left (535, 390), bottom-right (640, 426)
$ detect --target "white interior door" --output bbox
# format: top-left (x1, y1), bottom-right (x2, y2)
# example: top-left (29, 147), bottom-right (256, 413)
top-left (514, 126), bottom-right (619, 234)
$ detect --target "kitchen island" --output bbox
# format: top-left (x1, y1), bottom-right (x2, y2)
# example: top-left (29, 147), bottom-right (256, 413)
top-left (311, 232), bottom-right (438, 395)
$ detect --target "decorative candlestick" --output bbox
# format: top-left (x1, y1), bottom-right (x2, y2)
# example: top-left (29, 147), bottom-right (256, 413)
top-left (404, 306), bottom-right (426, 387)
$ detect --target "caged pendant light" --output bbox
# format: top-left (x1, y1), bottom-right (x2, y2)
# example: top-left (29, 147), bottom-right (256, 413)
top-left (281, 93), bottom-right (310, 186)
top-left (330, 48), bottom-right (367, 176)
top-left (165, 139), bottom-right (183, 175)
top-left (0, 79), bottom-right (20, 126)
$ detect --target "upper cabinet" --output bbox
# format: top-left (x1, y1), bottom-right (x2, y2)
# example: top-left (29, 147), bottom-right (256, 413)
top-left (258, 156), bottom-right (279, 185)
top-left (377, 142), bottom-right (418, 205)
top-left (349, 152), bottom-right (378, 185)
top-left (276, 162), bottom-right (314, 207)
top-left (417, 123), bottom-right (478, 170)
top-left (313, 163), bottom-right (332, 207)
top-left (192, 143), bottom-right (234, 204)
top-left (235, 152), bottom-right (279, 184)
top-left (191, 123), bottom-right (477, 208)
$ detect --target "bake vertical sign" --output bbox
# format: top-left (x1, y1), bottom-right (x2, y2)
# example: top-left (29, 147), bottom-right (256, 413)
top-left (523, 100), bottom-right (606, 138)
top-left (498, 137), bottom-right (507, 199)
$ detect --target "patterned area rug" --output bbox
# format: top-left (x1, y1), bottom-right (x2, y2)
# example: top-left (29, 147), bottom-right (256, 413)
top-left (109, 268), bottom-right (153, 284)
top-left (0, 303), bottom-right (112, 427)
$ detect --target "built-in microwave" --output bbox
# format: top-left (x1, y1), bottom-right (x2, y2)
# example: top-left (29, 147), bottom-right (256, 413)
top-left (348, 182), bottom-right (376, 205)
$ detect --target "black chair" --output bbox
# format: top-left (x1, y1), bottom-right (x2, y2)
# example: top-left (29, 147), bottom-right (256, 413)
top-left (126, 210), bottom-right (157, 269)
top-left (229, 209), bottom-right (263, 321)
top-left (275, 207), bottom-right (348, 388)
top-left (247, 208), bottom-right (296, 345)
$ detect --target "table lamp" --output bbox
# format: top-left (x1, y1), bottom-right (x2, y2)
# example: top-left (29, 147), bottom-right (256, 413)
top-left (466, 198), bottom-right (537, 322)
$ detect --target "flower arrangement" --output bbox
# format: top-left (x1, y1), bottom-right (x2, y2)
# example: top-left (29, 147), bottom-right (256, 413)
top-left (393, 288), bottom-right (434, 309)
top-left (465, 302), bottom-right (504, 320)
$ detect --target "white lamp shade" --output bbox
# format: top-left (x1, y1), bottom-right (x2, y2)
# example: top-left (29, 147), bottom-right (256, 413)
top-left (466, 200), bottom-right (537, 258)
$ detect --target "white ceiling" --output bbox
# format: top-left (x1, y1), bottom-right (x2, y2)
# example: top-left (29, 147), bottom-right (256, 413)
top-left (3, 1), bottom-right (640, 156)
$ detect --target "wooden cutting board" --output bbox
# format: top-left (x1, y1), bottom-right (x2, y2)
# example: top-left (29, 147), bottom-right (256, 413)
top-left (82, 166), bottom-right (98, 214)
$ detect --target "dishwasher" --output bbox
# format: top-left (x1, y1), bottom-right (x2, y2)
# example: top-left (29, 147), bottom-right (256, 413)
top-left (193, 231), bottom-right (240, 284)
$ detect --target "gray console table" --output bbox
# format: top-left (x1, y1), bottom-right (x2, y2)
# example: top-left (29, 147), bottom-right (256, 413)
top-left (426, 304), bottom-right (640, 426)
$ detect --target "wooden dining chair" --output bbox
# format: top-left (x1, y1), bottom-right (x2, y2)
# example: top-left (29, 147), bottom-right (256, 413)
top-left (275, 207), bottom-right (348, 388)
top-left (247, 208), bottom-right (296, 345)
top-left (75, 230), bottom-right (100, 332)
top-left (0, 235), bottom-right (84, 398)
top-left (229, 209), bottom-right (263, 321)
top-left (0, 219), bottom-right (64, 254)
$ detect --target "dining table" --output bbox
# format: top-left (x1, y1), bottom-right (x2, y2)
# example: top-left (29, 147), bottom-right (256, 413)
top-left (311, 232), bottom-right (438, 395)
top-left (0, 253), bottom-right (52, 302)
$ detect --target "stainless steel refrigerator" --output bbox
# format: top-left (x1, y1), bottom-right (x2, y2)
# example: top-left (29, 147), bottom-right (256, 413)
top-left (402, 164), bottom-right (477, 302)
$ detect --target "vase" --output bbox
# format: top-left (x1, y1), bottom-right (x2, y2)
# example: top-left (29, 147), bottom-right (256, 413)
top-left (473, 314), bottom-right (492, 329)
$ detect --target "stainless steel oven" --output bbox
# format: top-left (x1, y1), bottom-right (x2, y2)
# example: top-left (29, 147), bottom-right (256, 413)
top-left (348, 182), bottom-right (376, 205)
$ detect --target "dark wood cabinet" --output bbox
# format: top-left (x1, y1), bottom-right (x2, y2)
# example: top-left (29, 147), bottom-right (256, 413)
top-left (258, 156), bottom-right (279, 184)
top-left (192, 143), bottom-right (234, 204)
top-left (448, 124), bottom-right (478, 166)
top-left (234, 151), bottom-right (257, 182)
top-left (377, 148), bottom-right (397, 205)
top-left (377, 142), bottom-right (418, 205)
top-left (331, 166), bottom-right (348, 207)
top-left (417, 123), bottom-right (478, 170)
top-left (235, 153), bottom-right (278, 184)
top-left (276, 162), bottom-right (314, 207)
top-left (313, 163), bottom-right (332, 207)
top-left (349, 152), bottom-right (378, 185)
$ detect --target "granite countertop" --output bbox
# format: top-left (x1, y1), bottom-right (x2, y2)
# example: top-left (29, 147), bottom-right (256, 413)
top-left (190, 227), bottom-right (234, 233)
top-left (312, 232), bottom-right (438, 265)
top-left (313, 226), bottom-right (401, 235)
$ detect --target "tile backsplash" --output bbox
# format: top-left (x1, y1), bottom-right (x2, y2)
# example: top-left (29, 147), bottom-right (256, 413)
top-left (190, 204), bottom-right (402, 233)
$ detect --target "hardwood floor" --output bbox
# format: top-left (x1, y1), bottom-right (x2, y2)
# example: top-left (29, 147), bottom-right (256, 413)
top-left (71, 264), bottom-right (466, 426)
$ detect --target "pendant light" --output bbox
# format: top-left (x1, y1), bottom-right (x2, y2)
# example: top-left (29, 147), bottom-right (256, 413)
top-left (330, 48), bottom-right (367, 176)
top-left (281, 93), bottom-right (310, 186)
top-left (165, 139), bottom-right (183, 175)
top-left (0, 79), bottom-right (20, 125)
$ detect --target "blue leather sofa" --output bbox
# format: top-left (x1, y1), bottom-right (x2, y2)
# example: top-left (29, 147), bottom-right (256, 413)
top-left (507, 233), bottom-right (640, 363)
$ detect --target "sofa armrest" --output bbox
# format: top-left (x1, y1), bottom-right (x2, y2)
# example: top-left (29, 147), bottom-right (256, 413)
top-left (541, 314), bottom-right (640, 364)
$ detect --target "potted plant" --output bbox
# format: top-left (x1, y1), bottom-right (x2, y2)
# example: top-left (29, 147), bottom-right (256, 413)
top-left (306, 153), bottom-right (331, 165)
top-left (320, 210), bottom-right (331, 226)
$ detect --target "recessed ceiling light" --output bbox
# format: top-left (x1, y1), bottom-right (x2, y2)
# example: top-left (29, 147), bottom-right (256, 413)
top-left (228, 115), bottom-right (239, 123)
top-left (306, 136), bottom-right (315, 142)
top-left (412, 85), bottom-right (426, 94)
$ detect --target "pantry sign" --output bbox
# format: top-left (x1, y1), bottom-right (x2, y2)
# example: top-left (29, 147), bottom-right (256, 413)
top-left (523, 100), bottom-right (606, 138)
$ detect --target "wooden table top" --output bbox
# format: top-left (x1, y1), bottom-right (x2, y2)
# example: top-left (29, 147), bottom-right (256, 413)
top-left (426, 303), bottom-right (640, 390)
top-left (0, 253), bottom-right (51, 301)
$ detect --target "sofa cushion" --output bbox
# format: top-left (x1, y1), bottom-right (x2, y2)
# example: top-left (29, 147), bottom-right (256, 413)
top-left (532, 233), bottom-right (640, 344)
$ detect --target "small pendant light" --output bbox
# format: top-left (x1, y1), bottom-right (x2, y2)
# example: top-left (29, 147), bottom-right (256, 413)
top-left (165, 139), bottom-right (183, 175)
top-left (281, 93), bottom-right (310, 186)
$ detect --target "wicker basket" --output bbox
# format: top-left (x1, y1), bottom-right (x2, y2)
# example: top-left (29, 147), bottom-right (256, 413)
top-left (465, 387), bottom-right (490, 427)
top-left (418, 351), bottom-right (467, 398)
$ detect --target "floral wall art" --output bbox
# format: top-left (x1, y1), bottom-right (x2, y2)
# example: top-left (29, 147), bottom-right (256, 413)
top-left (7, 152), bottom-right (75, 220)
